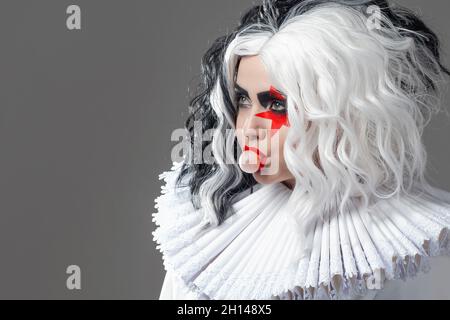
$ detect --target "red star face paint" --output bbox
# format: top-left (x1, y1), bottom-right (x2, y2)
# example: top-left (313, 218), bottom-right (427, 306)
top-left (234, 83), bottom-right (290, 136)
top-left (268, 85), bottom-right (286, 101)
top-left (255, 85), bottom-right (290, 135)
top-left (254, 111), bottom-right (289, 131)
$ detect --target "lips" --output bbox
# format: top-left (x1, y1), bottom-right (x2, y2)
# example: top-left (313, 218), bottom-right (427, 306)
top-left (244, 145), bottom-right (267, 170)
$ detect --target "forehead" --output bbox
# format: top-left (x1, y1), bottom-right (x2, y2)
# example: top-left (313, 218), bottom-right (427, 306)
top-left (235, 55), bottom-right (271, 90)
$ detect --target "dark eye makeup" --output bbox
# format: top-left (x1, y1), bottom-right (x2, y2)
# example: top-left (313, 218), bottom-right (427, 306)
top-left (234, 83), bottom-right (287, 113)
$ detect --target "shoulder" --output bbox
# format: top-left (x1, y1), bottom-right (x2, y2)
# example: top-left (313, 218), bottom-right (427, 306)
top-left (374, 255), bottom-right (450, 299)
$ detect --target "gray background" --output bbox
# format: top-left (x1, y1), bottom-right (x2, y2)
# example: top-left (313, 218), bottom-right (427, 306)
top-left (0, 0), bottom-right (448, 299)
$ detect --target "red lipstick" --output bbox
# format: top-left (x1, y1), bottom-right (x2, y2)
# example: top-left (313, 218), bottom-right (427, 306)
top-left (244, 145), bottom-right (267, 170)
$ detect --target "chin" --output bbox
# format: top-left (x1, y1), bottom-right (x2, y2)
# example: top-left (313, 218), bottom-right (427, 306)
top-left (252, 171), bottom-right (281, 185)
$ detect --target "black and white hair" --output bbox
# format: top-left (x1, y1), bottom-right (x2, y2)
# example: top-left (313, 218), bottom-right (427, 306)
top-left (175, 0), bottom-right (450, 235)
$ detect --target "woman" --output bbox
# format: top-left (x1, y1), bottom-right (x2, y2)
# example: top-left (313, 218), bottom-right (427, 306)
top-left (153, 0), bottom-right (450, 299)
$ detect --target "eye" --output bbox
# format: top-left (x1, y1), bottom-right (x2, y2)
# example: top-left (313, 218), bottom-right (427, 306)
top-left (236, 94), bottom-right (251, 108)
top-left (270, 100), bottom-right (287, 113)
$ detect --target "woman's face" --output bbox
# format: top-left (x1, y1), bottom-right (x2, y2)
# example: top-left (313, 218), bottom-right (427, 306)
top-left (235, 55), bottom-right (295, 189)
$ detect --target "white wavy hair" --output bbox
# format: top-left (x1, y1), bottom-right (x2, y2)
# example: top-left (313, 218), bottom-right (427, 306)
top-left (197, 1), bottom-right (448, 251)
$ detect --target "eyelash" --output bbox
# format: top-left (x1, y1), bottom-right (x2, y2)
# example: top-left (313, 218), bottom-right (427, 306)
top-left (235, 94), bottom-right (286, 113)
top-left (236, 95), bottom-right (251, 108)
top-left (270, 101), bottom-right (286, 113)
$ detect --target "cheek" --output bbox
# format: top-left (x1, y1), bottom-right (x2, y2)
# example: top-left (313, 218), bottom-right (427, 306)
top-left (278, 128), bottom-right (289, 149)
top-left (235, 111), bottom-right (244, 129)
top-left (270, 128), bottom-right (289, 163)
top-left (271, 127), bottom-right (288, 147)
top-left (235, 111), bottom-right (247, 146)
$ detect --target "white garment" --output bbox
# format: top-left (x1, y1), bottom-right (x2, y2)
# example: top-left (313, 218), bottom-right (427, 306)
top-left (159, 268), bottom-right (209, 300)
top-left (153, 161), bottom-right (450, 300)
top-left (158, 256), bottom-right (450, 300)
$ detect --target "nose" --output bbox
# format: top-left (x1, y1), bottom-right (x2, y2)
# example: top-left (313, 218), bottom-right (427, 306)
top-left (242, 107), bottom-right (267, 144)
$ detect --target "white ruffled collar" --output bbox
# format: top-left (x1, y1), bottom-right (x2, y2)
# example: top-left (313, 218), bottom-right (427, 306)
top-left (152, 161), bottom-right (450, 300)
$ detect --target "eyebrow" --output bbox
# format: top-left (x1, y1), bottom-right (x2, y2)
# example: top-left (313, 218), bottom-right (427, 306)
top-left (234, 83), bottom-right (249, 97)
top-left (234, 83), bottom-right (286, 99)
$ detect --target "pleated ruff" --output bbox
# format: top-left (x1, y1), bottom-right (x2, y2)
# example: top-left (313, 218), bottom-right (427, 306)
top-left (152, 161), bottom-right (450, 300)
